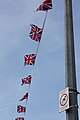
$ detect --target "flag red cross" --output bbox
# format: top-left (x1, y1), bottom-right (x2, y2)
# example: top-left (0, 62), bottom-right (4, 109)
top-left (29, 24), bottom-right (42, 42)
top-left (26, 55), bottom-right (33, 65)
top-left (24, 54), bottom-right (36, 65)
top-left (31, 26), bottom-right (42, 41)
top-left (17, 105), bottom-right (26, 113)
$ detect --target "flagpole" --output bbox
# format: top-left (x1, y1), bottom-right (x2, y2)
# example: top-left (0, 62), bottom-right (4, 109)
top-left (64, 0), bottom-right (79, 120)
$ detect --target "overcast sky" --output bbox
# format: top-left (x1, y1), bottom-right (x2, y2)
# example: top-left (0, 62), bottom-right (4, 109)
top-left (0, 0), bottom-right (80, 120)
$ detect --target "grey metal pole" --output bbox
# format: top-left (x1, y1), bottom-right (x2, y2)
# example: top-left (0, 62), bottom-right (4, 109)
top-left (64, 0), bottom-right (79, 120)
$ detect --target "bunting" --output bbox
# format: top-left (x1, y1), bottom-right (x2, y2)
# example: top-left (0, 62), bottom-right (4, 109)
top-left (14, 0), bottom-right (53, 119)
top-left (24, 54), bottom-right (36, 66)
top-left (36, 0), bottom-right (52, 11)
top-left (19, 93), bottom-right (28, 101)
top-left (17, 105), bottom-right (26, 113)
top-left (21, 75), bottom-right (32, 86)
top-left (29, 24), bottom-right (42, 42)
top-left (15, 117), bottom-right (24, 120)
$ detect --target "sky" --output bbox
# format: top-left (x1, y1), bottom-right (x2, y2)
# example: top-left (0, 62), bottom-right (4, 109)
top-left (0, 0), bottom-right (80, 120)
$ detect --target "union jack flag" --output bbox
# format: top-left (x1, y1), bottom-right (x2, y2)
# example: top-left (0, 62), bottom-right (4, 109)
top-left (19, 93), bottom-right (28, 101)
top-left (36, 0), bottom-right (52, 11)
top-left (29, 24), bottom-right (42, 42)
top-left (21, 75), bottom-right (32, 85)
top-left (15, 117), bottom-right (24, 120)
top-left (24, 54), bottom-right (36, 66)
top-left (17, 105), bottom-right (26, 113)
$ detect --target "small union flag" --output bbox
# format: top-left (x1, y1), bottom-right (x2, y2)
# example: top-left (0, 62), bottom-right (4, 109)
top-left (15, 117), bottom-right (24, 120)
top-left (29, 24), bottom-right (42, 42)
top-left (24, 54), bottom-right (36, 66)
top-left (17, 105), bottom-right (26, 113)
top-left (19, 93), bottom-right (28, 101)
top-left (21, 75), bottom-right (32, 85)
top-left (36, 0), bottom-right (52, 11)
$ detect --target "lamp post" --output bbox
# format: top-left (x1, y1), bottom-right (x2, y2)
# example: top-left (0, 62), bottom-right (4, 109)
top-left (64, 0), bottom-right (79, 120)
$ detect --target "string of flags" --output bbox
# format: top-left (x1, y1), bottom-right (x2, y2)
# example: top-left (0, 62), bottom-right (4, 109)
top-left (15, 0), bottom-right (53, 120)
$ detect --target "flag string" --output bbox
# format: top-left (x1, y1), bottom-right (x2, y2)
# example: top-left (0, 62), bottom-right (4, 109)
top-left (23, 11), bottom-right (48, 118)
top-left (16, 11), bottom-right (48, 120)
top-left (15, 0), bottom-right (53, 119)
